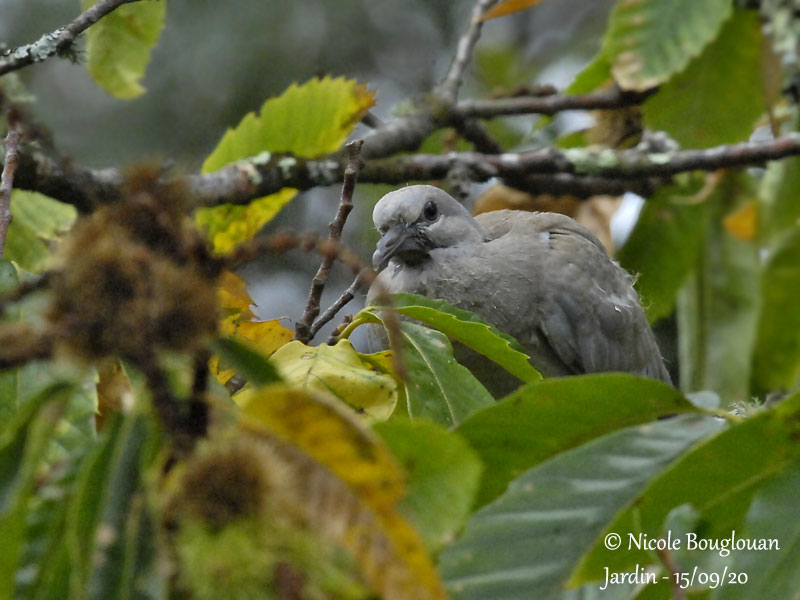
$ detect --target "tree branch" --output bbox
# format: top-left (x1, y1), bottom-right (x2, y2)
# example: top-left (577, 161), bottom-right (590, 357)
top-left (8, 133), bottom-right (800, 208)
top-left (0, 325), bottom-right (53, 369)
top-left (294, 140), bottom-right (364, 343)
top-left (437, 0), bottom-right (501, 104)
top-left (0, 110), bottom-right (21, 255)
top-left (0, 0), bottom-right (141, 76)
top-left (453, 86), bottom-right (655, 119)
top-left (310, 270), bottom-right (368, 341)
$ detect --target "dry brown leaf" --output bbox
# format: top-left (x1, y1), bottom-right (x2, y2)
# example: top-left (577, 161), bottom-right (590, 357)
top-left (478, 0), bottom-right (547, 22)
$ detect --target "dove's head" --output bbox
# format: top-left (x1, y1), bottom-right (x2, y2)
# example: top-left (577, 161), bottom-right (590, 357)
top-left (372, 185), bottom-right (484, 271)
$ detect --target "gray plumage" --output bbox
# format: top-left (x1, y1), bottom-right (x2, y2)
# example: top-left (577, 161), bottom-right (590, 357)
top-left (366, 185), bottom-right (670, 396)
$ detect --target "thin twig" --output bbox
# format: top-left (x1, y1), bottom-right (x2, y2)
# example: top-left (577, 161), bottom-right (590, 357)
top-left (0, 0), bottom-right (141, 76)
top-left (224, 232), bottom-right (372, 278)
top-left (454, 86), bottom-right (655, 119)
top-left (310, 270), bottom-right (368, 340)
top-left (294, 140), bottom-right (364, 343)
top-left (0, 110), bottom-right (22, 256)
top-left (437, 0), bottom-right (501, 104)
top-left (224, 232), bottom-right (406, 380)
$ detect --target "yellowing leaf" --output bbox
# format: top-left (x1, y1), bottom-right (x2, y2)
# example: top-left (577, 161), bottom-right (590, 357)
top-left (237, 385), bottom-right (447, 600)
top-left (217, 271), bottom-right (255, 328)
top-left (196, 76), bottom-right (375, 252)
top-left (269, 340), bottom-right (397, 420)
top-left (196, 189), bottom-right (296, 255)
top-left (724, 200), bottom-right (759, 241)
top-left (202, 76), bottom-right (375, 171)
top-left (211, 321), bottom-right (293, 385)
top-left (81, 0), bottom-right (166, 99)
top-left (234, 320), bottom-right (294, 354)
top-left (479, 0), bottom-right (546, 22)
top-left (213, 271), bottom-right (293, 384)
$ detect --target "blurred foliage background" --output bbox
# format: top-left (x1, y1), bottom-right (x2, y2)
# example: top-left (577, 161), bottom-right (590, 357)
top-left (4, 1), bottom-right (800, 598)
top-left (1, 0), bottom-right (615, 341)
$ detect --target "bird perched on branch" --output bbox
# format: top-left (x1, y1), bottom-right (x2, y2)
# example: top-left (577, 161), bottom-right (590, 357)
top-left (367, 185), bottom-right (670, 396)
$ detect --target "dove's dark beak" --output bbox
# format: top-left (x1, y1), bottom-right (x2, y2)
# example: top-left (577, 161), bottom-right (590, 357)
top-left (373, 223), bottom-right (431, 271)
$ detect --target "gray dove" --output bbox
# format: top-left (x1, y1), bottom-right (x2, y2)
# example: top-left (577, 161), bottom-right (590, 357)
top-left (366, 185), bottom-right (670, 396)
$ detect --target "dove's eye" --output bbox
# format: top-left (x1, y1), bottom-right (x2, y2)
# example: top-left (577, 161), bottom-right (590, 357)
top-left (378, 225), bottom-right (389, 235)
top-left (423, 200), bottom-right (438, 221)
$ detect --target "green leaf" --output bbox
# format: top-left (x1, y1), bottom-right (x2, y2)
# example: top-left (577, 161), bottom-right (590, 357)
top-left (10, 191), bottom-right (77, 242)
top-left (212, 336), bottom-right (282, 387)
top-left (714, 461), bottom-right (800, 600)
top-left (4, 192), bottom-right (77, 273)
top-left (644, 10), bottom-right (765, 148)
top-left (456, 374), bottom-right (700, 506)
top-left (267, 340), bottom-right (397, 420)
top-left (375, 420), bottom-right (483, 552)
top-left (66, 416), bottom-right (126, 597)
top-left (358, 306), bottom-right (494, 425)
top-left (617, 177), bottom-right (709, 324)
top-left (604, 0), bottom-right (732, 91)
top-left (0, 385), bottom-right (58, 513)
top-left (4, 217), bottom-right (50, 273)
top-left (83, 414), bottom-right (157, 599)
top-left (368, 293), bottom-right (541, 384)
top-left (439, 414), bottom-right (723, 599)
top-left (11, 379), bottom-right (99, 600)
top-left (759, 146), bottom-right (800, 244)
top-left (0, 384), bottom-right (76, 599)
top-left (574, 392), bottom-right (800, 582)
top-left (751, 230), bottom-right (800, 394)
top-left (0, 260), bottom-right (21, 421)
top-left (752, 152), bottom-right (800, 394)
top-left (0, 257), bottom-right (20, 297)
top-left (81, 0), bottom-right (167, 99)
top-left (567, 53), bottom-right (612, 95)
top-left (196, 76), bottom-right (375, 253)
top-left (396, 321), bottom-right (494, 426)
top-left (677, 173), bottom-right (760, 405)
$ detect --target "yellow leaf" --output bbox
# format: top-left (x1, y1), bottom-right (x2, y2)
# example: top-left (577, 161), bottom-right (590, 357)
top-left (269, 340), bottom-right (397, 420)
top-left (211, 319), bottom-right (294, 385)
top-left (237, 385), bottom-right (448, 600)
top-left (212, 271), bottom-right (294, 385)
top-left (479, 0), bottom-right (546, 22)
top-left (235, 320), bottom-right (294, 354)
top-left (218, 271), bottom-right (254, 319)
top-left (723, 200), bottom-right (759, 241)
